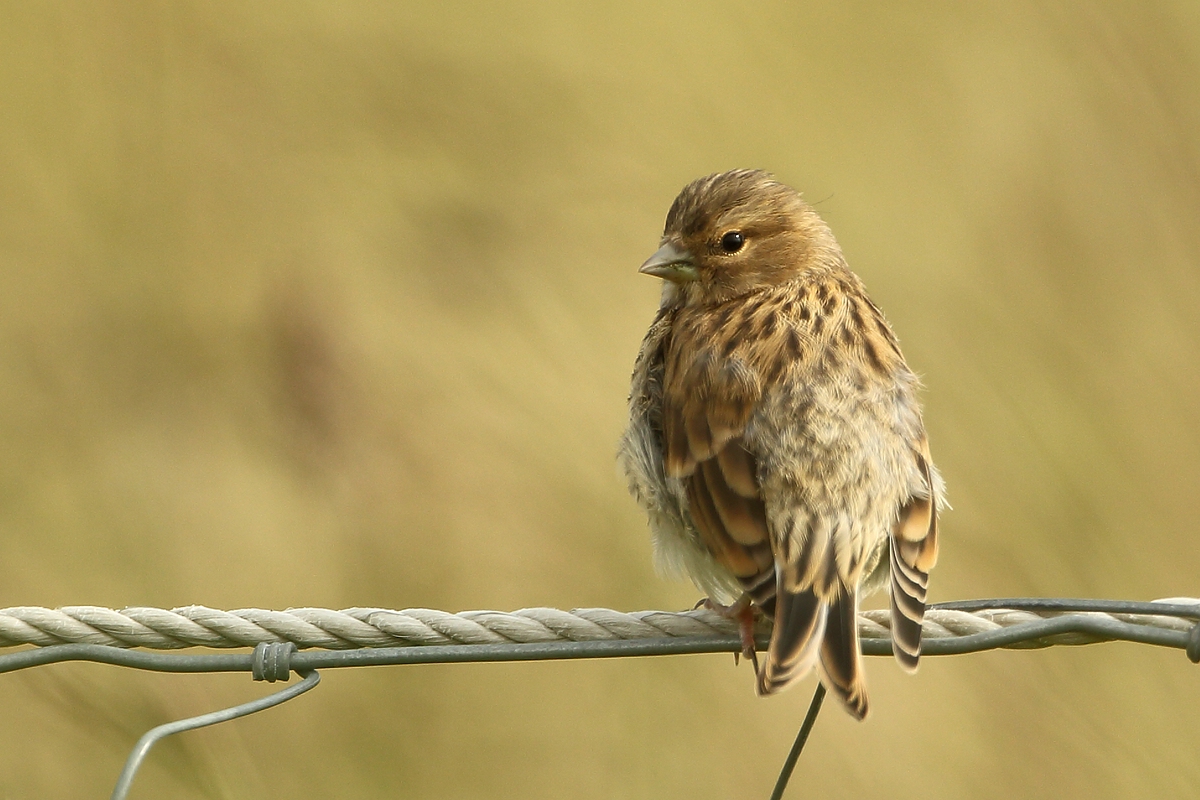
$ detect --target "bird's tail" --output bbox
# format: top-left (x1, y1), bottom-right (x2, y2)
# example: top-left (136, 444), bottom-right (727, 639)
top-left (757, 582), bottom-right (868, 720)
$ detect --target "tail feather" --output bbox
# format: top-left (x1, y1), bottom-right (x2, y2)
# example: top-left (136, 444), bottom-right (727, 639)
top-left (757, 580), bottom-right (870, 721)
top-left (757, 584), bottom-right (824, 696)
top-left (817, 586), bottom-right (869, 720)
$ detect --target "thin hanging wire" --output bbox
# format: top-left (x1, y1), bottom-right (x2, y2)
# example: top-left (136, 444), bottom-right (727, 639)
top-left (769, 683), bottom-right (827, 800)
top-left (110, 670), bottom-right (320, 800)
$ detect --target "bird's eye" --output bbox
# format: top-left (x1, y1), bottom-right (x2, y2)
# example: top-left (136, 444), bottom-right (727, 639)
top-left (719, 231), bottom-right (745, 253)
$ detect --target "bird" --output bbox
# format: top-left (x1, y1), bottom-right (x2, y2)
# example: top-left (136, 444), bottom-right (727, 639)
top-left (618, 169), bottom-right (942, 719)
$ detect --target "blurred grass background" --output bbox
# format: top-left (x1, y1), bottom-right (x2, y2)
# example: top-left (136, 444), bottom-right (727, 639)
top-left (1, 2), bottom-right (1199, 797)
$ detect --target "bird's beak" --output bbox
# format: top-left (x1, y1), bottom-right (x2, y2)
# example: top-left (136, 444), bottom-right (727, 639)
top-left (638, 242), bottom-right (697, 283)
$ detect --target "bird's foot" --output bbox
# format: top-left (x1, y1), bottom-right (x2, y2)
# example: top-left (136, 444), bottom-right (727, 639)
top-left (696, 595), bottom-right (760, 672)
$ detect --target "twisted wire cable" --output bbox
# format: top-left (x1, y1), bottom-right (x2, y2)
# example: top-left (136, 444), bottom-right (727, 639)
top-left (0, 599), bottom-right (1197, 672)
top-left (1, 598), bottom-right (1194, 800)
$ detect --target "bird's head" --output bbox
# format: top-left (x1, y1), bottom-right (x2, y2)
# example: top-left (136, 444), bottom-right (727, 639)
top-left (640, 170), bottom-right (843, 306)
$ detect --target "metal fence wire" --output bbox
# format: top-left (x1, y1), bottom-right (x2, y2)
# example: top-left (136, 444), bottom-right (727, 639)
top-left (1, 597), bottom-right (1197, 799)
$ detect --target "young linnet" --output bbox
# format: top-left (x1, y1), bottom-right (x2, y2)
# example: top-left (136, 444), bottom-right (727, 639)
top-left (619, 170), bottom-right (942, 719)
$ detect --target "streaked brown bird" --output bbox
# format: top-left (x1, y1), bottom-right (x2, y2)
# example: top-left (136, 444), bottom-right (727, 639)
top-left (619, 170), bottom-right (943, 719)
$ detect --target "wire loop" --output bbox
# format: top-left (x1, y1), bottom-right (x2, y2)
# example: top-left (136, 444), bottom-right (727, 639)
top-left (1186, 622), bottom-right (1200, 664)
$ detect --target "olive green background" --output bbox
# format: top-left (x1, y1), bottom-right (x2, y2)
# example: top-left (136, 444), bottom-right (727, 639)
top-left (2, 3), bottom-right (1199, 797)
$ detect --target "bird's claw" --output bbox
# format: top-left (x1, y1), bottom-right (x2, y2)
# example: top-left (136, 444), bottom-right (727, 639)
top-left (697, 596), bottom-right (760, 671)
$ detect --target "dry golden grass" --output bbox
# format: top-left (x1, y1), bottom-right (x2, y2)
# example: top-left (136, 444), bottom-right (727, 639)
top-left (1, 2), bottom-right (1199, 797)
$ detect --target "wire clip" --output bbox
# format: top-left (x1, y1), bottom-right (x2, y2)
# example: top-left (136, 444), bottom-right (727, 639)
top-left (252, 641), bottom-right (297, 682)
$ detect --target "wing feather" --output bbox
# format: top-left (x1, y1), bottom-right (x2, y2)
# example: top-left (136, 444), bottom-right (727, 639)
top-left (889, 438), bottom-right (939, 672)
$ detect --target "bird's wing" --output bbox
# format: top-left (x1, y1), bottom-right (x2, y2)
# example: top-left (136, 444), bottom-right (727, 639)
top-left (660, 309), bottom-right (777, 603)
top-left (889, 436), bottom-right (940, 671)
